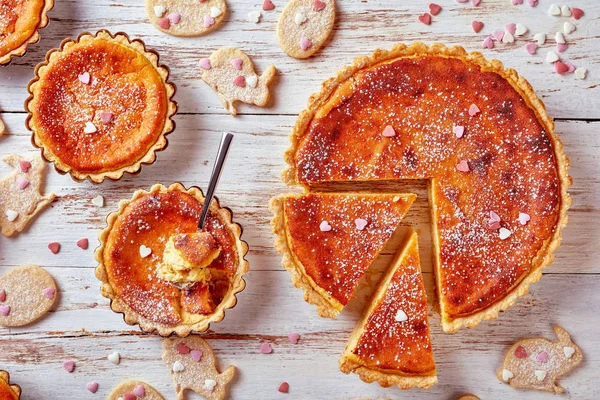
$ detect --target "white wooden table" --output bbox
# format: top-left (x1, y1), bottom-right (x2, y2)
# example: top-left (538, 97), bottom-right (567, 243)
top-left (1, 1), bottom-right (599, 399)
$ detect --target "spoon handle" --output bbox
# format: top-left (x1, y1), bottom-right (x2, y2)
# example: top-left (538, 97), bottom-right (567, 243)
top-left (198, 132), bottom-right (234, 229)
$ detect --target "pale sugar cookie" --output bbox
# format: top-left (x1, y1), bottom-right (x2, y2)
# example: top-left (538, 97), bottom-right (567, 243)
top-left (146, 0), bottom-right (227, 37)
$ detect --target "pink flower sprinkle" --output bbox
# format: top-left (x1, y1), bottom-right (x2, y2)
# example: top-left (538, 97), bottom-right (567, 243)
top-left (515, 345), bottom-right (528, 358)
top-left (418, 13), bottom-right (432, 25)
top-left (555, 61), bottom-right (569, 75)
top-left (382, 125), bottom-right (395, 137)
top-left (482, 36), bottom-right (494, 49)
top-left (468, 104), bottom-right (480, 116)
top-left (453, 125), bottom-right (465, 138)
top-left (63, 360), bottom-right (75, 373)
top-left (429, 3), bottom-right (442, 15)
top-left (505, 23), bottom-right (516, 35)
top-left (177, 343), bottom-right (190, 354)
top-left (263, 0), bottom-right (275, 11)
top-left (199, 58), bottom-right (212, 70)
top-left (78, 72), bottom-right (91, 84)
top-left (124, 394), bottom-right (136, 400)
top-left (512, 0), bottom-right (523, 4)
top-left (0, 305), bottom-right (10, 316)
top-left (42, 287), bottom-right (55, 300)
top-left (19, 160), bottom-right (31, 172)
top-left (355, 218), bottom-right (368, 231)
top-left (16, 177), bottom-right (29, 190)
top-left (231, 58), bottom-right (243, 70)
top-left (525, 43), bottom-right (538, 55)
top-left (300, 37), bottom-right (312, 51)
top-left (87, 381), bottom-right (99, 394)
top-left (133, 385), bottom-right (146, 397)
top-left (233, 76), bottom-right (246, 87)
top-left (99, 112), bottom-right (113, 124)
top-left (314, 0), bottom-right (326, 11)
top-left (536, 351), bottom-right (549, 363)
top-left (557, 43), bottom-right (568, 53)
top-left (260, 343), bottom-right (273, 354)
top-left (288, 333), bottom-right (300, 344)
top-left (472, 0), bottom-right (481, 5)
top-left (48, 242), bottom-right (61, 254)
top-left (158, 17), bottom-right (170, 29)
top-left (565, 62), bottom-right (576, 73)
top-left (492, 30), bottom-right (504, 41)
top-left (167, 12), bottom-right (181, 24)
top-left (571, 8), bottom-right (584, 20)
top-left (456, 160), bottom-right (470, 172)
top-left (518, 212), bottom-right (531, 225)
top-left (472, 21), bottom-right (484, 33)
top-left (190, 349), bottom-right (203, 362)
top-left (319, 220), bottom-right (332, 232)
top-left (0, 289), bottom-right (5, 302)
top-left (278, 382), bottom-right (290, 393)
top-left (203, 15), bottom-right (215, 28)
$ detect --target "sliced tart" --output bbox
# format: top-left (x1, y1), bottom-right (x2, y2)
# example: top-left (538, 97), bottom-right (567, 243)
top-left (339, 230), bottom-right (436, 389)
top-left (270, 192), bottom-right (415, 318)
top-left (282, 42), bottom-right (571, 332)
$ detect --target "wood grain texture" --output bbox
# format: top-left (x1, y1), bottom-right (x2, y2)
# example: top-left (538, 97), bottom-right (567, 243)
top-left (1, 0), bottom-right (599, 399)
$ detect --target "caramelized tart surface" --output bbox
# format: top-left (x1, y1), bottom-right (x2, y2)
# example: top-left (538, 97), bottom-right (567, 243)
top-left (0, 0), bottom-right (47, 60)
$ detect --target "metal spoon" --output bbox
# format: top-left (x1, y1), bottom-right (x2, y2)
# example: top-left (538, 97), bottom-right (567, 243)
top-left (198, 132), bottom-right (234, 230)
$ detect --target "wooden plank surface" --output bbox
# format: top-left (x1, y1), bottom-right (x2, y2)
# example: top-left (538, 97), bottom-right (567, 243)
top-left (1, 0), bottom-right (599, 399)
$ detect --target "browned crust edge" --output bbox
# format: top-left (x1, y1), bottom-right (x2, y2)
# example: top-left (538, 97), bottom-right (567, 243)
top-left (94, 183), bottom-right (250, 337)
top-left (24, 30), bottom-right (178, 184)
top-left (281, 42), bottom-right (572, 333)
top-left (0, 0), bottom-right (54, 65)
top-left (0, 370), bottom-right (22, 398)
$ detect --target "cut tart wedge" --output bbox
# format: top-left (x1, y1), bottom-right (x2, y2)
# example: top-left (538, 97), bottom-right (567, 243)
top-left (270, 192), bottom-right (415, 318)
top-left (339, 230), bottom-right (436, 389)
top-left (282, 42), bottom-right (571, 332)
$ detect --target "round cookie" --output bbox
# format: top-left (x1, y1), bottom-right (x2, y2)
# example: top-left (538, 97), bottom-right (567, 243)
top-left (276, 0), bottom-right (336, 59)
top-left (0, 265), bottom-right (57, 327)
top-left (146, 0), bottom-right (227, 37)
top-left (108, 380), bottom-right (165, 400)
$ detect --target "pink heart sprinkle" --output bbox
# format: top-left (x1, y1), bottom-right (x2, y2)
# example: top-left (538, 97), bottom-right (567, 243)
top-left (557, 43), bottom-right (568, 53)
top-left (418, 13), bottom-right (432, 25)
top-left (231, 58), bottom-right (243, 70)
top-left (78, 72), bottom-right (91, 84)
top-left (512, 0), bottom-right (523, 4)
top-left (190, 349), bottom-right (203, 362)
top-left (0, 305), bottom-right (10, 316)
top-left (319, 220), bottom-right (332, 232)
top-left (158, 17), bottom-right (170, 29)
top-left (199, 58), bottom-right (212, 70)
top-left (527, 0), bottom-right (538, 6)
top-left (489, 211), bottom-right (501, 223)
top-left (234, 76), bottom-right (246, 87)
top-left (456, 160), bottom-right (470, 172)
top-left (260, 343), bottom-right (273, 354)
top-left (300, 37), bottom-right (312, 51)
top-left (0, 289), bottom-right (5, 302)
top-left (288, 333), bottom-right (300, 344)
top-left (482, 36), bottom-right (494, 49)
top-left (472, 21), bottom-right (484, 33)
top-left (167, 12), bottom-right (181, 24)
top-left (518, 212), bottom-right (531, 225)
top-left (278, 382), bottom-right (290, 393)
top-left (314, 0), bottom-right (326, 11)
top-left (488, 221), bottom-right (501, 230)
top-left (492, 30), bottom-right (504, 41)
top-left (565, 62), bottom-right (576, 73)
top-left (515, 345), bottom-right (528, 358)
top-left (63, 360), bottom-right (75, 373)
top-left (429, 3), bottom-right (442, 15)
top-left (76, 238), bottom-right (89, 250)
top-left (382, 125), bottom-right (396, 137)
top-left (87, 381), bottom-right (99, 393)
top-left (203, 15), bottom-right (214, 28)
top-left (525, 43), bottom-right (537, 55)
top-left (536, 351), bottom-right (549, 363)
top-left (453, 125), bottom-right (465, 138)
top-left (177, 343), bottom-right (190, 354)
top-left (555, 61), bottom-right (569, 75)
top-left (48, 242), bottom-right (61, 254)
top-left (99, 112), bottom-right (113, 124)
top-left (42, 287), bottom-right (55, 300)
top-left (456, 0), bottom-right (469, 3)
top-left (472, 0), bottom-right (481, 5)
top-left (468, 104), bottom-right (480, 116)
top-left (123, 394), bottom-right (136, 400)
top-left (505, 23), bottom-right (516, 35)
top-left (16, 177), bottom-right (29, 190)
top-left (263, 0), bottom-right (275, 11)
top-left (355, 218), bottom-right (368, 231)
top-left (132, 384), bottom-right (146, 397)
top-left (19, 160), bottom-right (31, 173)
top-left (571, 8), bottom-right (584, 20)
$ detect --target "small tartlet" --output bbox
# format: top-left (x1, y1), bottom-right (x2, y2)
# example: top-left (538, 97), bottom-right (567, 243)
top-left (95, 183), bottom-right (249, 336)
top-left (0, 0), bottom-right (54, 65)
top-left (25, 30), bottom-right (177, 183)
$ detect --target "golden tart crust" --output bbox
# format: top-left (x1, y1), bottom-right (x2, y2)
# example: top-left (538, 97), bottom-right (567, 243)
top-left (25, 30), bottom-right (177, 183)
top-left (0, 370), bottom-right (21, 399)
top-left (282, 42), bottom-right (571, 332)
top-left (95, 183), bottom-right (249, 336)
top-left (339, 230), bottom-right (436, 390)
top-left (0, 0), bottom-right (53, 65)
top-left (270, 192), bottom-right (415, 318)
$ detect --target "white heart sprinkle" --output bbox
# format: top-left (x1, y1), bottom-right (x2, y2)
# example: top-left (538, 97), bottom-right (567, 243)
top-left (560, 5), bottom-right (571, 16)
top-left (319, 220), bottom-right (332, 232)
top-left (107, 352), bottom-right (120, 365)
top-left (139, 245), bottom-right (152, 258)
top-left (91, 195), bottom-right (104, 207)
top-left (84, 122), bottom-right (97, 134)
top-left (534, 370), bottom-right (547, 381)
top-left (546, 51), bottom-right (559, 63)
top-left (210, 7), bottom-right (222, 18)
top-left (515, 23), bottom-right (528, 36)
top-left (502, 32), bottom-right (515, 43)
top-left (204, 379), bottom-right (217, 391)
top-left (6, 210), bottom-right (18, 222)
top-left (294, 12), bottom-right (307, 25)
top-left (549, 4), bottom-right (561, 16)
top-left (555, 32), bottom-right (566, 44)
top-left (246, 75), bottom-right (258, 88)
top-left (394, 310), bottom-right (408, 322)
top-left (563, 346), bottom-right (575, 358)
top-left (502, 369), bottom-right (514, 382)
top-left (564, 21), bottom-right (576, 34)
top-left (518, 212), bottom-right (530, 225)
top-left (248, 11), bottom-right (261, 23)
top-left (499, 228), bottom-right (512, 240)
top-left (574, 67), bottom-right (587, 80)
top-left (153, 5), bottom-right (166, 17)
top-left (172, 361), bottom-right (185, 372)
top-left (534, 33), bottom-right (546, 45)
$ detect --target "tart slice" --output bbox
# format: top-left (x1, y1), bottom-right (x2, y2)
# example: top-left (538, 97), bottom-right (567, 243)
top-left (0, 370), bottom-right (21, 399)
top-left (339, 230), bottom-right (437, 389)
top-left (270, 192), bottom-right (415, 318)
top-left (26, 30), bottom-right (177, 183)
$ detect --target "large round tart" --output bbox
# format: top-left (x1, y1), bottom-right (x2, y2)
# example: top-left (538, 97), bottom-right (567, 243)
top-left (282, 43), bottom-right (571, 333)
top-left (95, 183), bottom-right (249, 336)
top-left (25, 30), bottom-right (177, 183)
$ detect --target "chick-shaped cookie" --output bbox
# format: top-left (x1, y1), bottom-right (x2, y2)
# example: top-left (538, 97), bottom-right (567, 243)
top-left (162, 336), bottom-right (236, 400)
top-left (0, 371), bottom-right (20, 400)
top-left (497, 326), bottom-right (583, 393)
top-left (0, 154), bottom-right (55, 237)
top-left (199, 48), bottom-right (276, 116)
